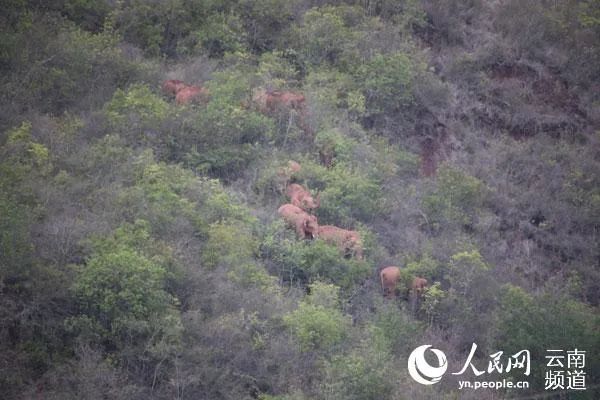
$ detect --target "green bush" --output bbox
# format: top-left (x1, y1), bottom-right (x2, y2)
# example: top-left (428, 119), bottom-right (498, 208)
top-left (0, 122), bottom-right (51, 283)
top-left (322, 353), bottom-right (393, 400)
top-left (447, 250), bottom-right (490, 295)
top-left (356, 52), bottom-right (416, 116)
top-left (236, 0), bottom-right (296, 53)
top-left (117, 155), bottom-right (201, 234)
top-left (109, 0), bottom-right (191, 57)
top-left (176, 69), bottom-right (275, 177)
top-left (227, 262), bottom-right (278, 293)
top-left (105, 84), bottom-right (171, 137)
top-left (68, 221), bottom-right (182, 357)
top-left (436, 249), bottom-right (499, 348)
top-left (422, 165), bottom-right (486, 228)
top-left (256, 50), bottom-right (304, 87)
top-left (193, 12), bottom-right (245, 57)
top-left (290, 6), bottom-right (362, 69)
top-left (493, 284), bottom-right (600, 393)
top-left (314, 128), bottom-right (356, 167)
top-left (116, 151), bottom-right (255, 241)
top-left (371, 305), bottom-right (425, 355)
top-left (202, 221), bottom-right (258, 270)
top-left (1, 16), bottom-right (145, 119)
top-left (402, 253), bottom-right (445, 295)
top-left (299, 240), bottom-right (370, 290)
top-left (283, 282), bottom-right (350, 352)
top-left (302, 161), bottom-right (385, 224)
top-left (261, 221), bottom-right (370, 290)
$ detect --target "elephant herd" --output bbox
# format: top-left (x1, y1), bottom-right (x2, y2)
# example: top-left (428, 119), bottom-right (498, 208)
top-left (163, 79), bottom-right (428, 300)
top-left (275, 162), bottom-right (427, 300)
top-left (380, 266), bottom-right (429, 301)
top-left (276, 166), bottom-right (364, 260)
top-left (162, 80), bottom-right (311, 134)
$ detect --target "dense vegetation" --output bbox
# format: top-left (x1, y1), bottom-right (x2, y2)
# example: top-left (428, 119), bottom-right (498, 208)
top-left (1, 1), bottom-right (599, 399)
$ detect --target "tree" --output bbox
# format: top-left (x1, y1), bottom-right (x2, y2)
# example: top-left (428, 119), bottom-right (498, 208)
top-left (68, 221), bottom-right (182, 365)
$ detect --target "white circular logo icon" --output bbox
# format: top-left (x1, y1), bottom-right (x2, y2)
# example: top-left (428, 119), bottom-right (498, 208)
top-left (408, 345), bottom-right (448, 385)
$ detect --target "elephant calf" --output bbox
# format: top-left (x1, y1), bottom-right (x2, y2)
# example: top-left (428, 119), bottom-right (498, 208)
top-left (411, 277), bottom-right (428, 297)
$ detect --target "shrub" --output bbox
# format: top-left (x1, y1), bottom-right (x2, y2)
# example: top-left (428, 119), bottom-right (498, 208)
top-left (371, 305), bottom-right (425, 355)
top-left (68, 221), bottom-right (182, 359)
top-left (402, 253), bottom-right (445, 295)
top-left (1, 16), bottom-right (145, 120)
top-left (104, 83), bottom-right (171, 141)
top-left (493, 284), bottom-right (600, 392)
top-left (116, 151), bottom-right (256, 241)
top-left (290, 6), bottom-right (362, 69)
top-left (308, 162), bottom-right (385, 224)
top-left (193, 12), bottom-right (245, 57)
top-left (298, 240), bottom-right (371, 290)
top-left (202, 221), bottom-right (258, 270)
top-left (261, 221), bottom-right (370, 290)
top-left (322, 353), bottom-right (393, 400)
top-left (283, 282), bottom-right (350, 352)
top-left (257, 50), bottom-right (305, 87)
top-left (176, 69), bottom-right (275, 178)
top-left (314, 128), bottom-right (356, 167)
top-left (356, 52), bottom-right (416, 116)
top-left (436, 249), bottom-right (499, 348)
top-left (236, 0), bottom-right (296, 53)
top-left (422, 165), bottom-right (486, 229)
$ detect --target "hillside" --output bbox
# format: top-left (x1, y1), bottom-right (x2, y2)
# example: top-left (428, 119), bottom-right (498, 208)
top-left (1, 1), bottom-right (599, 399)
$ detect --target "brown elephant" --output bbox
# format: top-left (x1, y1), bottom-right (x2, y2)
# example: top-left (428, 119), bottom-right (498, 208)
top-left (286, 183), bottom-right (320, 212)
top-left (266, 91), bottom-right (306, 111)
top-left (253, 88), bottom-right (305, 113)
top-left (252, 88), bottom-right (312, 135)
top-left (278, 204), bottom-right (319, 239)
top-left (162, 79), bottom-right (187, 96)
top-left (380, 266), bottom-right (401, 298)
top-left (411, 277), bottom-right (428, 297)
top-left (175, 85), bottom-right (210, 105)
top-left (317, 225), bottom-right (363, 259)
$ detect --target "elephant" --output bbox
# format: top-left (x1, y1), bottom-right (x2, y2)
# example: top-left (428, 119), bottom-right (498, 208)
top-left (252, 88), bottom-right (312, 135)
top-left (317, 225), bottom-right (363, 259)
top-left (252, 88), bottom-right (304, 113)
top-left (411, 277), bottom-right (428, 297)
top-left (162, 79), bottom-right (187, 96)
top-left (380, 266), bottom-right (401, 298)
top-left (286, 183), bottom-right (320, 212)
top-left (175, 85), bottom-right (210, 105)
top-left (278, 204), bottom-right (319, 239)
top-left (266, 91), bottom-right (306, 111)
